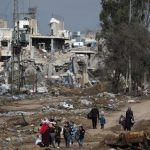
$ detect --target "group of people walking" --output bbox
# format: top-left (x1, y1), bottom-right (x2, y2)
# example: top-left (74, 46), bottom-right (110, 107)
top-left (35, 117), bottom-right (85, 148)
top-left (88, 105), bottom-right (106, 129)
top-left (88, 105), bottom-right (134, 131)
top-left (35, 105), bottom-right (134, 148)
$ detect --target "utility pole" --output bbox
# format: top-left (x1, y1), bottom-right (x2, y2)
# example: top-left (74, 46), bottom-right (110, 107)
top-left (12, 0), bottom-right (19, 94)
top-left (11, 0), bottom-right (21, 94)
top-left (13, 0), bottom-right (19, 27)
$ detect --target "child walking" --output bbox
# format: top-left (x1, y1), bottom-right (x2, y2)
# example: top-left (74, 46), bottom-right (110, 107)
top-left (99, 114), bottom-right (106, 129)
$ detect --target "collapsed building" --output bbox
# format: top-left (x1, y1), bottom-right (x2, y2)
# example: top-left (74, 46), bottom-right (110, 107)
top-left (0, 9), bottom-right (99, 95)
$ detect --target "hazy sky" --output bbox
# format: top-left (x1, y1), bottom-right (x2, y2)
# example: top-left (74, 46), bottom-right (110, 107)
top-left (0, 0), bottom-right (100, 34)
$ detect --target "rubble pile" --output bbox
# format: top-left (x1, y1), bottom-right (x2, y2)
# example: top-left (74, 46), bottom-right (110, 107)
top-left (56, 82), bottom-right (110, 96)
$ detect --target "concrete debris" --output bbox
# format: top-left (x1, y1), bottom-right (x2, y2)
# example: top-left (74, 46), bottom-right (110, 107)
top-left (143, 89), bottom-right (148, 95)
top-left (97, 92), bottom-right (116, 98)
top-left (37, 86), bottom-right (48, 93)
top-left (81, 99), bottom-right (93, 106)
top-left (41, 48), bottom-right (47, 53)
top-left (103, 92), bottom-right (116, 98)
top-left (0, 84), bottom-right (10, 95)
top-left (97, 93), bottom-right (103, 97)
top-left (41, 106), bottom-right (69, 113)
top-left (109, 99), bottom-right (115, 103)
top-left (5, 137), bottom-right (11, 142)
top-left (59, 102), bottom-right (73, 109)
top-left (12, 94), bottom-right (27, 100)
top-left (127, 99), bottom-right (140, 103)
top-left (127, 99), bottom-right (136, 103)
top-left (107, 104), bottom-right (117, 110)
top-left (12, 95), bottom-right (21, 100)
top-left (0, 111), bottom-right (34, 117)
top-left (41, 106), bottom-right (57, 113)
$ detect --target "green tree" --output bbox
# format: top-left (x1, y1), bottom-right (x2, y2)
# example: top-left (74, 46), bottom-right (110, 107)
top-left (106, 23), bottom-right (150, 93)
top-left (98, 0), bottom-right (150, 93)
top-left (99, 0), bottom-right (150, 37)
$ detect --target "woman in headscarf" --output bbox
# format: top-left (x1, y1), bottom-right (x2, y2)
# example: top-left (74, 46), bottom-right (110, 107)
top-left (39, 120), bottom-right (50, 147)
top-left (125, 107), bottom-right (134, 131)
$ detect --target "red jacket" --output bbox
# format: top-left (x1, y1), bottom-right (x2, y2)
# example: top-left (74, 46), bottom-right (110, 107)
top-left (39, 124), bottom-right (49, 134)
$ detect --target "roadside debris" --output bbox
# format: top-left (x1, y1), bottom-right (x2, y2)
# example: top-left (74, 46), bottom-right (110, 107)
top-left (59, 102), bottom-right (73, 109)
top-left (0, 84), bottom-right (10, 95)
top-left (105, 131), bottom-right (150, 149)
top-left (81, 99), bottom-right (93, 106)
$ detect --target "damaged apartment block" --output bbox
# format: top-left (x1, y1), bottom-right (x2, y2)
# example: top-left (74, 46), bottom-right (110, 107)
top-left (0, 8), bottom-right (99, 95)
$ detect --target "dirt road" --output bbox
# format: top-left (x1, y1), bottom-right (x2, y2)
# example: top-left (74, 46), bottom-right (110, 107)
top-left (87, 99), bottom-right (150, 135)
top-left (1, 98), bottom-right (150, 150)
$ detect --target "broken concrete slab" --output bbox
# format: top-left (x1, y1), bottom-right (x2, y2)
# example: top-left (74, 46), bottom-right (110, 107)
top-left (81, 99), bottom-right (93, 106)
top-left (103, 92), bottom-right (116, 98)
top-left (59, 102), bottom-right (73, 109)
top-left (37, 86), bottom-right (48, 93)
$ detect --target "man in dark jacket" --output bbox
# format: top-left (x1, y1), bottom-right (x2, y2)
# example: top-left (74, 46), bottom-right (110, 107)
top-left (63, 122), bottom-right (72, 148)
top-left (90, 105), bottom-right (99, 129)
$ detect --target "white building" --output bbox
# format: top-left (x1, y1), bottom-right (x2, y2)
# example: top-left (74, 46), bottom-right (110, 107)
top-left (0, 27), bottom-right (13, 60)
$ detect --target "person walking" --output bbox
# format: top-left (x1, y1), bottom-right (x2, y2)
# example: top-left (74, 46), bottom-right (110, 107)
top-left (55, 123), bottom-right (62, 148)
top-left (70, 121), bottom-right (78, 145)
top-left (49, 123), bottom-right (56, 148)
top-left (125, 107), bottom-right (134, 131)
top-left (35, 134), bottom-right (44, 147)
top-left (99, 113), bottom-right (106, 129)
top-left (39, 122), bottom-right (50, 147)
top-left (90, 105), bottom-right (99, 129)
top-left (77, 126), bottom-right (85, 148)
top-left (63, 122), bottom-right (72, 148)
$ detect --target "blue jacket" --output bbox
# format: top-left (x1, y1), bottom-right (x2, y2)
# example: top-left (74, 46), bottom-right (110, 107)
top-left (99, 116), bottom-right (106, 125)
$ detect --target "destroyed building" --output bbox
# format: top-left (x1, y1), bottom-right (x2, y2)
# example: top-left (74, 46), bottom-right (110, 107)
top-left (0, 8), bottom-right (100, 95)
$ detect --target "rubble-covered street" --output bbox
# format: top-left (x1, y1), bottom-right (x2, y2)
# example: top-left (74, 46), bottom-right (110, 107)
top-left (0, 84), bottom-right (150, 150)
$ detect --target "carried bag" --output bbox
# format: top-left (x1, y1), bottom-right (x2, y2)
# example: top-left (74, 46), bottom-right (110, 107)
top-left (131, 118), bottom-right (135, 124)
top-left (87, 112), bottom-right (92, 119)
top-left (131, 116), bottom-right (135, 126)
